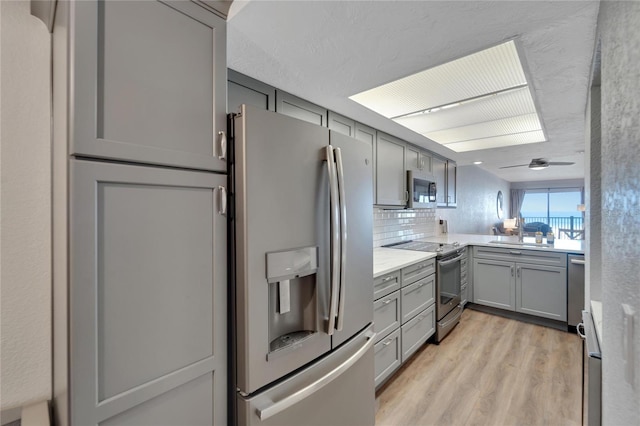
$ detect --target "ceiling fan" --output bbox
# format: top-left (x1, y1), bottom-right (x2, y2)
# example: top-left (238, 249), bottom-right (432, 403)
top-left (499, 158), bottom-right (575, 170)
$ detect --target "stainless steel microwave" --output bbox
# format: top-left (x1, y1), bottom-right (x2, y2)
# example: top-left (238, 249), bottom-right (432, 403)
top-left (407, 170), bottom-right (437, 208)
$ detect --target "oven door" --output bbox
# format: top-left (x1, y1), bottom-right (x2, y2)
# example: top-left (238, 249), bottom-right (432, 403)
top-left (436, 252), bottom-right (462, 320)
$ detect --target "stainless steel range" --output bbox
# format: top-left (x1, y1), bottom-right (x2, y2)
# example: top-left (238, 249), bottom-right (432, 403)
top-left (385, 240), bottom-right (465, 342)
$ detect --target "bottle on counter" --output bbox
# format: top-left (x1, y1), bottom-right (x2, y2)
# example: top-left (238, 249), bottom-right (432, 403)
top-left (547, 231), bottom-right (555, 244)
top-left (535, 231), bottom-right (543, 244)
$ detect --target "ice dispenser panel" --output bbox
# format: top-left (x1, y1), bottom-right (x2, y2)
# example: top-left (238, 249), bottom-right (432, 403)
top-left (266, 247), bottom-right (318, 356)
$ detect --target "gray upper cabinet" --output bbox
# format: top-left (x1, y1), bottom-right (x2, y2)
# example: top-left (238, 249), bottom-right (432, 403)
top-left (433, 157), bottom-right (456, 207)
top-left (70, 160), bottom-right (227, 425)
top-left (355, 122), bottom-right (376, 197)
top-left (447, 161), bottom-right (457, 207)
top-left (406, 146), bottom-right (432, 174)
top-left (70, 1), bottom-right (227, 172)
top-left (376, 132), bottom-right (406, 206)
top-left (276, 90), bottom-right (328, 126)
top-left (228, 69), bottom-right (276, 113)
top-left (433, 157), bottom-right (447, 206)
top-left (328, 111), bottom-right (356, 137)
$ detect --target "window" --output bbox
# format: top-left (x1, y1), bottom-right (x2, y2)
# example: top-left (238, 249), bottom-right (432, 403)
top-left (520, 188), bottom-right (584, 239)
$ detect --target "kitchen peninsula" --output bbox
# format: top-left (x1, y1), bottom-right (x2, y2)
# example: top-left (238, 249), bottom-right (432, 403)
top-left (373, 233), bottom-right (584, 389)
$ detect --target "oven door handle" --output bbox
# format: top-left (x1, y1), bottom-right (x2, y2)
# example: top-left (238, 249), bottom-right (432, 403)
top-left (438, 254), bottom-right (463, 267)
top-left (439, 304), bottom-right (463, 328)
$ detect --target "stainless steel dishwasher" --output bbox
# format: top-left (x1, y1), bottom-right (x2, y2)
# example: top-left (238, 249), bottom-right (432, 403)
top-left (568, 254), bottom-right (585, 329)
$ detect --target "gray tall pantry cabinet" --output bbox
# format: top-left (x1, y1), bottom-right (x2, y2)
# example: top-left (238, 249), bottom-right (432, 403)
top-left (52, 1), bottom-right (228, 425)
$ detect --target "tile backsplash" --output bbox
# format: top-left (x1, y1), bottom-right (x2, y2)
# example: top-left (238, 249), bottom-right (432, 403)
top-left (373, 208), bottom-right (438, 247)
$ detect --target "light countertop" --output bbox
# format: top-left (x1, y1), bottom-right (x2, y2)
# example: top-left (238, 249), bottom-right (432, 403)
top-left (373, 248), bottom-right (436, 278)
top-left (417, 233), bottom-right (585, 254)
top-left (373, 233), bottom-right (584, 277)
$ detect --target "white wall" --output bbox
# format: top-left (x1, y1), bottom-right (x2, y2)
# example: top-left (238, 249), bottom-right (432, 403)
top-left (598, 1), bottom-right (640, 424)
top-left (0, 0), bottom-right (52, 416)
top-left (437, 165), bottom-right (511, 235)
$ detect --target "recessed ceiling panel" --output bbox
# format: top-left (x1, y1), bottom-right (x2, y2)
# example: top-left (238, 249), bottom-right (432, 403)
top-left (393, 87), bottom-right (537, 134)
top-left (424, 113), bottom-right (542, 144)
top-left (443, 130), bottom-right (546, 152)
top-left (349, 40), bottom-right (526, 118)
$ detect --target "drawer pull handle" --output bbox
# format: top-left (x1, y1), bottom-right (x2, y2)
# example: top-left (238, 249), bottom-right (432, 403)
top-left (382, 338), bottom-right (393, 346)
top-left (383, 299), bottom-right (392, 305)
top-left (509, 250), bottom-right (522, 255)
top-left (382, 276), bottom-right (394, 282)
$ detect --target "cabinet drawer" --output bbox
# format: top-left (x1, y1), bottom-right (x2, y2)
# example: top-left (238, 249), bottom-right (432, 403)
top-left (461, 283), bottom-right (468, 305)
top-left (401, 275), bottom-right (435, 324)
top-left (374, 329), bottom-right (401, 388)
top-left (401, 304), bottom-right (435, 363)
top-left (401, 259), bottom-right (435, 286)
top-left (474, 246), bottom-right (567, 267)
top-left (374, 270), bottom-right (401, 300)
top-left (373, 291), bottom-right (401, 342)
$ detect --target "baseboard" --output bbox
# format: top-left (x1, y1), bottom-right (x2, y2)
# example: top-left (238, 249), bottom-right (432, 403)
top-left (0, 407), bottom-right (21, 426)
top-left (466, 302), bottom-right (569, 332)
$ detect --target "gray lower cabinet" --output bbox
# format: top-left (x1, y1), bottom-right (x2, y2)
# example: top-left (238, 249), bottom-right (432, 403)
top-left (401, 304), bottom-right (436, 362)
top-left (473, 247), bottom-right (567, 321)
top-left (374, 270), bottom-right (401, 300)
top-left (473, 258), bottom-right (516, 310)
top-left (517, 264), bottom-right (567, 321)
top-left (374, 329), bottom-right (402, 388)
top-left (67, 0), bottom-right (227, 172)
top-left (373, 291), bottom-right (401, 343)
top-left (401, 275), bottom-right (435, 324)
top-left (375, 132), bottom-right (406, 206)
top-left (228, 69), bottom-right (276, 113)
top-left (373, 260), bottom-right (436, 388)
top-left (276, 90), bottom-right (328, 126)
top-left (68, 160), bottom-right (227, 425)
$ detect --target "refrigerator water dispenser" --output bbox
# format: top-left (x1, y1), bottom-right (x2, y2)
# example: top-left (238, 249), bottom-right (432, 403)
top-left (266, 247), bottom-right (319, 356)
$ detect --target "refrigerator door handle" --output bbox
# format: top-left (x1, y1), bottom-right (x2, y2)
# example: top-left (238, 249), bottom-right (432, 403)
top-left (334, 147), bottom-right (347, 332)
top-left (325, 145), bottom-right (341, 335)
top-left (256, 330), bottom-right (376, 421)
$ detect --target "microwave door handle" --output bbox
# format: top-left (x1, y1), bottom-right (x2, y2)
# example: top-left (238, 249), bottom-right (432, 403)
top-left (325, 146), bottom-right (340, 336)
top-left (334, 147), bottom-right (347, 332)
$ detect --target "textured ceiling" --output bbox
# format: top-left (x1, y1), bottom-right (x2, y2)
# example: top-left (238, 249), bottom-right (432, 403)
top-left (227, 0), bottom-right (600, 183)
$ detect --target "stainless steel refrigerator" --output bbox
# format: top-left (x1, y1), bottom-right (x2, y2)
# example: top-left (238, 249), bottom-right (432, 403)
top-left (230, 105), bottom-right (376, 425)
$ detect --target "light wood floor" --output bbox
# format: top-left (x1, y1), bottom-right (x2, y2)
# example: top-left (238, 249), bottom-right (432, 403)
top-left (375, 308), bottom-right (583, 426)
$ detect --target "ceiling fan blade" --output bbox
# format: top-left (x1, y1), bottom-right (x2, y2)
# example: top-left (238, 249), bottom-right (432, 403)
top-left (548, 162), bottom-right (575, 166)
top-left (499, 164), bottom-right (529, 169)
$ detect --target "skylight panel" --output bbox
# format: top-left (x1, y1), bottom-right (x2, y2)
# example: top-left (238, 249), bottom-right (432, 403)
top-left (349, 40), bottom-right (546, 152)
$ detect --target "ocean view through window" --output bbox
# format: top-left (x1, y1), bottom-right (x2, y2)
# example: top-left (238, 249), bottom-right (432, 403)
top-left (520, 188), bottom-right (584, 239)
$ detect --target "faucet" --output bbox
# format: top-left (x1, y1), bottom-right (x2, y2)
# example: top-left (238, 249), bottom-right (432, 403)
top-left (518, 214), bottom-right (525, 242)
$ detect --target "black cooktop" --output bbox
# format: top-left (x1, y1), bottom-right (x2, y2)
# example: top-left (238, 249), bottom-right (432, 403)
top-left (384, 240), bottom-right (461, 257)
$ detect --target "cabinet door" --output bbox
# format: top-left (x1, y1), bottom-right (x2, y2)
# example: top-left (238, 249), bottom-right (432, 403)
top-left (406, 146), bottom-right (420, 171)
top-left (276, 90), bottom-right (327, 126)
top-left (228, 69), bottom-right (276, 113)
top-left (517, 264), bottom-right (567, 321)
top-left (432, 157), bottom-right (447, 206)
top-left (376, 132), bottom-right (406, 206)
top-left (447, 161), bottom-right (457, 207)
top-left (328, 111), bottom-right (356, 137)
top-left (374, 329), bottom-right (401, 388)
top-left (473, 258), bottom-right (516, 311)
top-left (420, 152), bottom-right (432, 173)
top-left (355, 122), bottom-right (376, 202)
top-left (71, 1), bottom-right (226, 172)
top-left (70, 160), bottom-right (226, 425)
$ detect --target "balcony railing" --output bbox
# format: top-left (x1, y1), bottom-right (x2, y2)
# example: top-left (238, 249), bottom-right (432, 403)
top-left (522, 216), bottom-right (584, 240)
